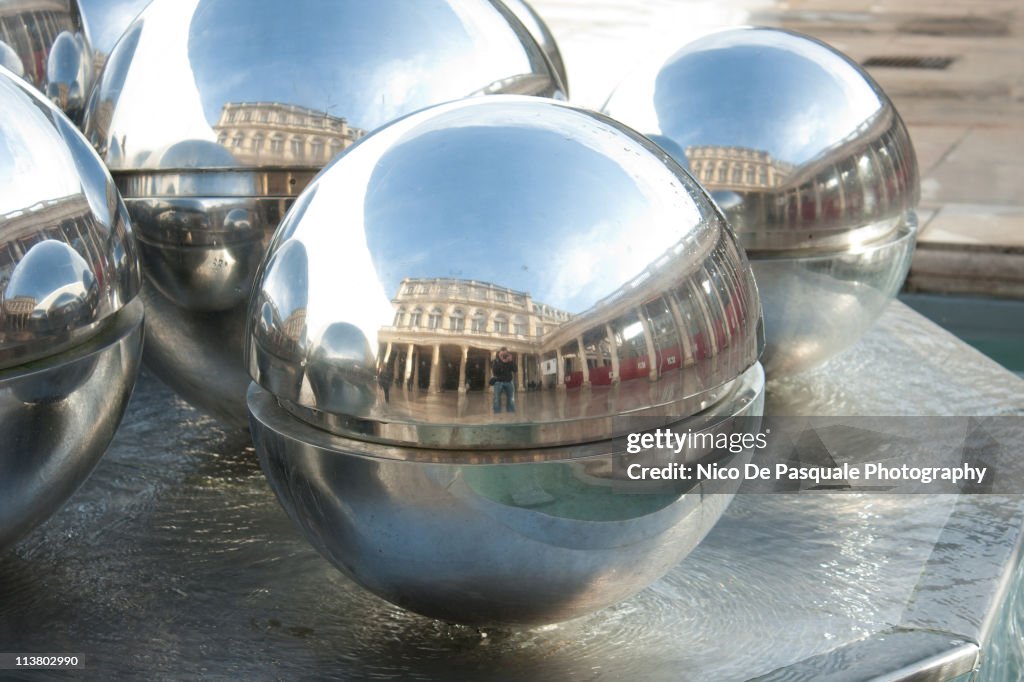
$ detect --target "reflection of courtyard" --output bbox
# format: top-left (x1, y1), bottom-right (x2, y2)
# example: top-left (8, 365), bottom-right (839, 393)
top-left (373, 358), bottom-right (729, 428)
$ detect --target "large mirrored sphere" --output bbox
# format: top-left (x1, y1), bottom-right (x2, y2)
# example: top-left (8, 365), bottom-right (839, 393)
top-left (246, 95), bottom-right (766, 624)
top-left (0, 0), bottom-right (94, 122)
top-left (81, 0), bottom-right (564, 426)
top-left (603, 27), bottom-right (919, 375)
top-left (0, 69), bottom-right (143, 549)
top-left (247, 96), bottom-right (763, 449)
top-left (249, 362), bottom-right (765, 625)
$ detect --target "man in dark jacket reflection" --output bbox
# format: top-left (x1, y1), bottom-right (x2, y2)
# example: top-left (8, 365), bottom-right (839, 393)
top-left (491, 347), bottom-right (517, 413)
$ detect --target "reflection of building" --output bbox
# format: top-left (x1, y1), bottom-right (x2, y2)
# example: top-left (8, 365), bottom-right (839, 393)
top-left (0, 195), bottom-right (97, 272)
top-left (377, 278), bottom-right (571, 393)
top-left (685, 107), bottom-right (914, 235)
top-left (686, 146), bottom-right (791, 190)
top-left (1, 195), bottom-right (101, 336)
top-left (376, 235), bottom-right (752, 396)
top-left (213, 102), bottom-right (367, 166)
top-left (0, 2), bottom-right (76, 85)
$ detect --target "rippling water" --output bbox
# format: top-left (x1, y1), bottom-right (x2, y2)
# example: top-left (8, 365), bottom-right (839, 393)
top-left (0, 369), bottom-right (1012, 680)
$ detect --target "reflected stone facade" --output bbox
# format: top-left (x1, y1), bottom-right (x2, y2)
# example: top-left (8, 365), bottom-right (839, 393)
top-left (378, 277), bottom-right (572, 393)
top-left (1, 195), bottom-right (101, 337)
top-left (686, 146), bottom-right (791, 190)
top-left (376, 254), bottom-right (751, 396)
top-left (0, 3), bottom-right (75, 83)
top-left (213, 102), bottom-right (367, 166)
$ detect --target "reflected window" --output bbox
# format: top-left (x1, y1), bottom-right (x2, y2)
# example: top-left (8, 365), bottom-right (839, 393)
top-left (704, 167), bottom-right (714, 182)
top-left (536, 325), bottom-right (544, 337)
top-left (428, 307), bottom-right (442, 329)
top-left (270, 135), bottom-right (284, 153)
top-left (732, 166), bottom-right (742, 183)
top-left (746, 166), bottom-right (756, 184)
top-left (513, 316), bottom-right (527, 335)
top-left (409, 308), bottom-right (422, 327)
top-left (450, 308), bottom-right (465, 331)
top-left (259, 111), bottom-right (269, 123)
top-left (471, 287), bottom-right (485, 300)
top-left (290, 137), bottom-right (304, 159)
top-left (495, 291), bottom-right (507, 302)
top-left (232, 133), bottom-right (244, 149)
top-left (241, 110), bottom-right (251, 122)
top-left (494, 314), bottom-right (508, 334)
top-left (717, 166), bottom-right (727, 182)
top-left (310, 138), bottom-right (324, 161)
top-left (330, 139), bottom-right (343, 157)
top-left (471, 310), bottom-right (486, 332)
top-left (252, 134), bottom-right (265, 153)
top-left (394, 309), bottom-right (406, 327)
top-left (217, 133), bottom-right (228, 145)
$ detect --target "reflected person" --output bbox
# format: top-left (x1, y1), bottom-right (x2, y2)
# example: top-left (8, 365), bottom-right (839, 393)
top-left (491, 347), bottom-right (517, 413)
top-left (378, 357), bottom-right (394, 403)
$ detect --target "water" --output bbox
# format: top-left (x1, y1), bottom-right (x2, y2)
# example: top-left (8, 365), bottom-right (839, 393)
top-left (901, 294), bottom-right (1024, 378)
top-left (2, 304), bottom-right (1022, 679)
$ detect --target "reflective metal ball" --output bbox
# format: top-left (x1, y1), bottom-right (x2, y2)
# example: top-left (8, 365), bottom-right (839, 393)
top-left (0, 68), bottom-right (142, 549)
top-left (0, 0), bottom-right (94, 122)
top-left (82, 0), bottom-right (565, 425)
top-left (603, 27), bottom-right (919, 375)
top-left (246, 96), bottom-right (765, 624)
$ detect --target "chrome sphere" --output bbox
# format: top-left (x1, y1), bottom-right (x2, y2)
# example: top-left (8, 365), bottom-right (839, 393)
top-left (250, 364), bottom-right (764, 626)
top-left (0, 0), bottom-right (94, 121)
top-left (0, 69), bottom-right (142, 549)
top-left (82, 0), bottom-right (564, 425)
top-left (497, 0), bottom-right (568, 95)
top-left (603, 27), bottom-right (920, 375)
top-left (246, 96), bottom-right (765, 623)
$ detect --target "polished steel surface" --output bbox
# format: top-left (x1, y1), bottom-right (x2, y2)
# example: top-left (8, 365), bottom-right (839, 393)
top-left (497, 0), bottom-right (568, 95)
top-left (77, 0), bottom-right (150, 70)
top-left (756, 214), bottom-right (917, 375)
top-left (249, 362), bottom-right (764, 625)
top-left (0, 297), bottom-right (143, 549)
top-left (0, 68), bottom-right (140, 370)
top-left (602, 27), bottom-right (920, 254)
top-left (0, 0), bottom-right (93, 121)
top-left (81, 0), bottom-right (564, 423)
top-left (247, 96), bottom-right (763, 448)
top-left (602, 27), bottom-right (920, 375)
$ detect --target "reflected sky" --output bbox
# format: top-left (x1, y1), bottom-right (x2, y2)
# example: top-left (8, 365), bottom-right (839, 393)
top-left (360, 111), bottom-right (706, 314)
top-left (78, 0), bottom-right (151, 57)
top-left (95, 0), bottom-right (550, 167)
top-left (0, 76), bottom-right (83, 214)
top-left (188, 0), bottom-right (539, 132)
top-left (266, 97), bottom-right (714, 360)
top-left (650, 29), bottom-right (883, 165)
